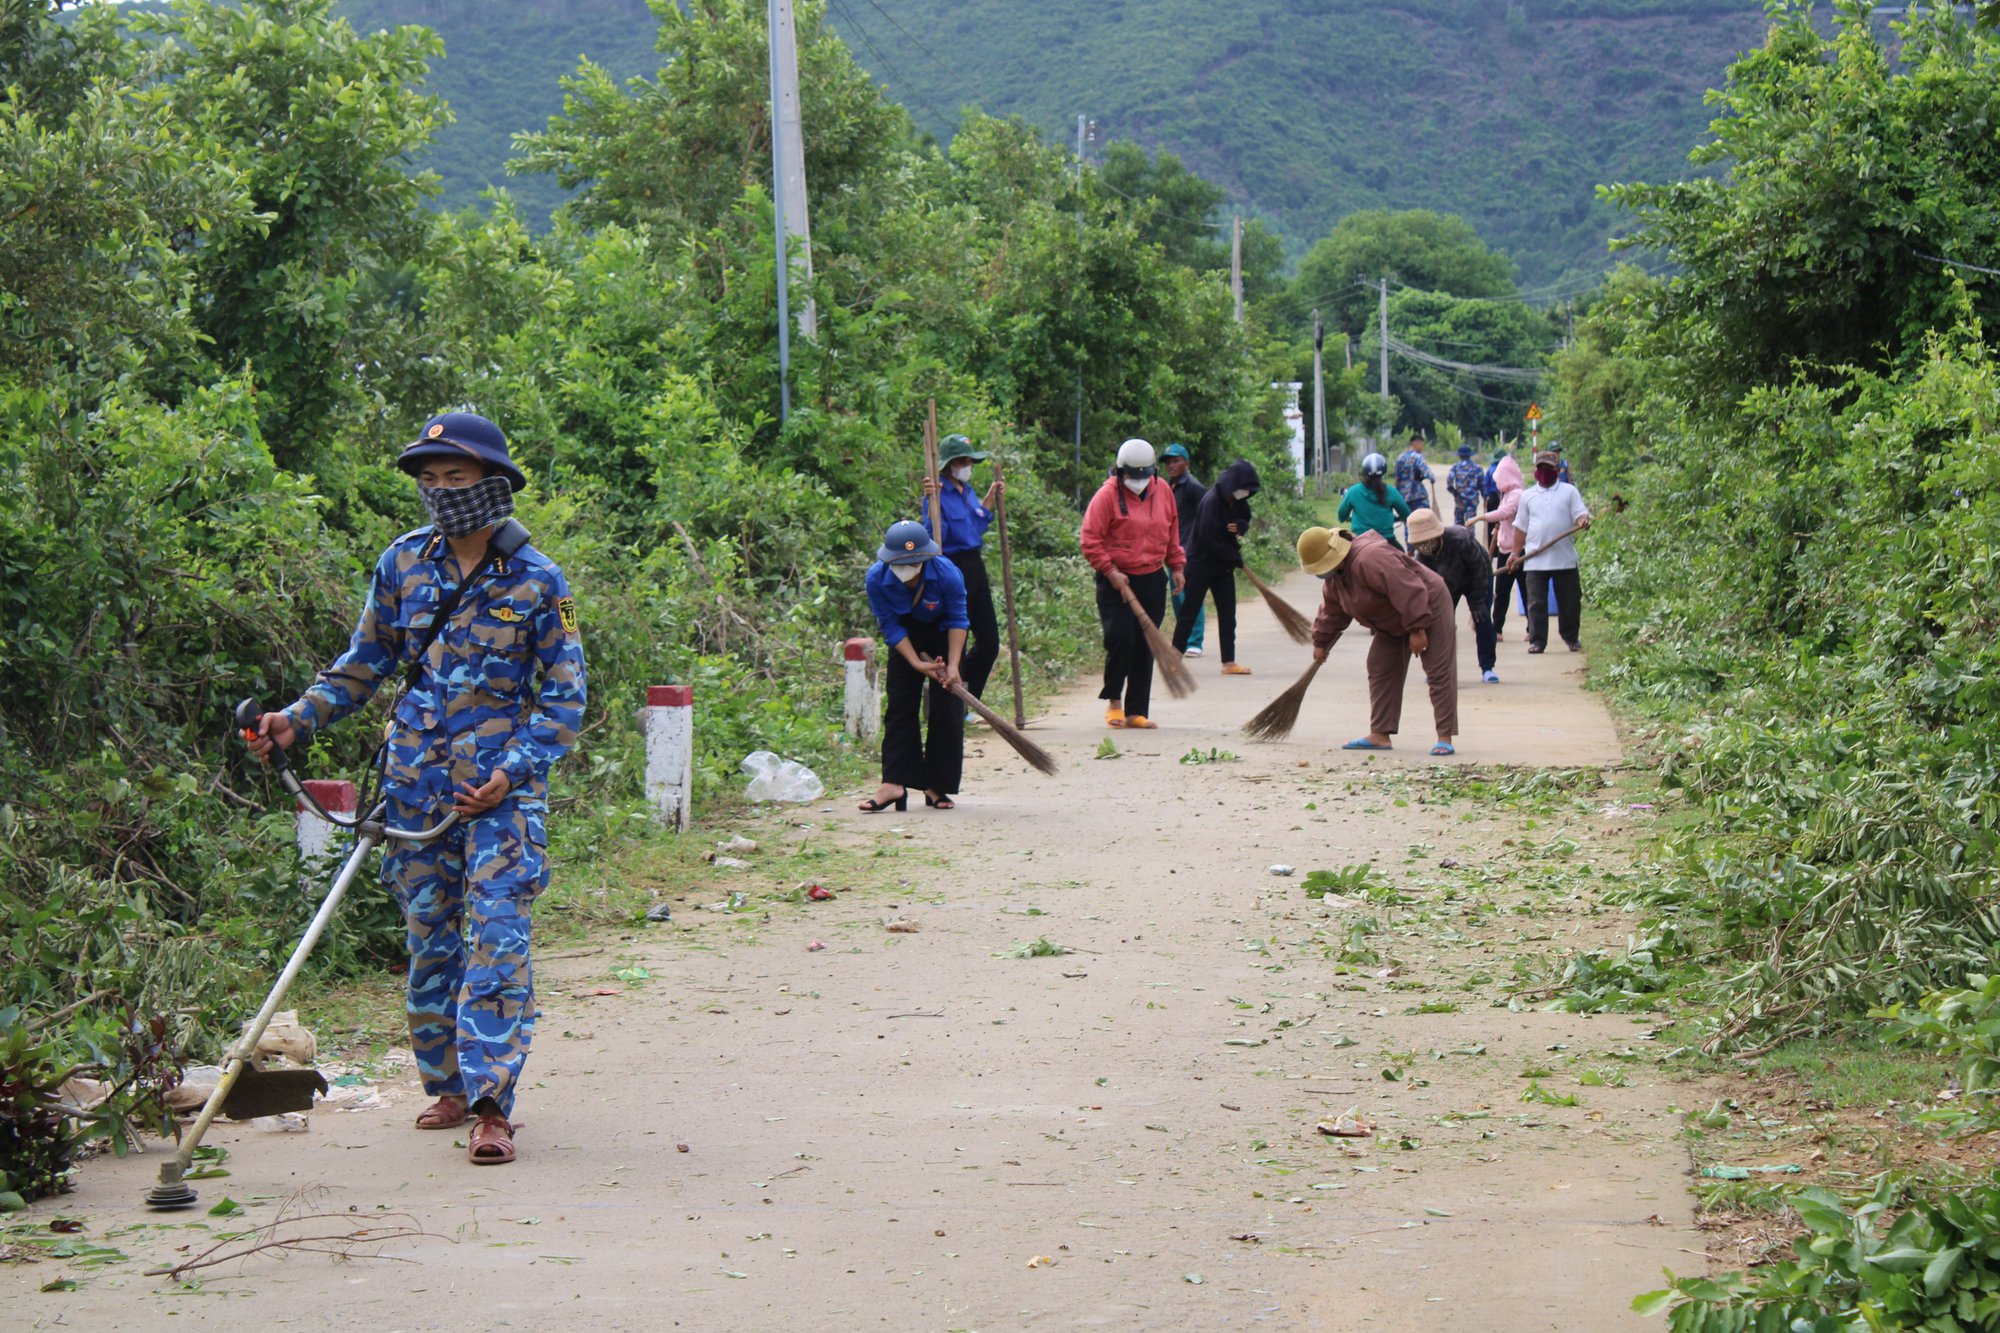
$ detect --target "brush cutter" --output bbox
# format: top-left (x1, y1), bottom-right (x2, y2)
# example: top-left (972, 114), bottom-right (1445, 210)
top-left (143, 699), bottom-right (459, 1211)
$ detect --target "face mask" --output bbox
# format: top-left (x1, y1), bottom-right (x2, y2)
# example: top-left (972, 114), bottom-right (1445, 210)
top-left (420, 474), bottom-right (513, 538)
top-left (1232, 488), bottom-right (1251, 500)
top-left (891, 562), bottom-right (922, 584)
top-left (1535, 465), bottom-right (1559, 487)
top-left (1122, 477), bottom-right (1149, 495)
top-left (950, 464), bottom-right (973, 483)
top-left (1417, 540), bottom-right (1442, 556)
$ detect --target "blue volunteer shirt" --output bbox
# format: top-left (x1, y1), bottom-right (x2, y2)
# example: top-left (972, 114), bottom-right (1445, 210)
top-left (928, 478), bottom-right (996, 555)
top-left (865, 556), bottom-right (972, 648)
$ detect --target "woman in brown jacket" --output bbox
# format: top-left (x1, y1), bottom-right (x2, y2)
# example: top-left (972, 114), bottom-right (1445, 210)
top-left (1297, 526), bottom-right (1459, 756)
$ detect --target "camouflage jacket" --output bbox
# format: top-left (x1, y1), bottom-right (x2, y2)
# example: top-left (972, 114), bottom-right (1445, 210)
top-left (282, 527), bottom-right (587, 810)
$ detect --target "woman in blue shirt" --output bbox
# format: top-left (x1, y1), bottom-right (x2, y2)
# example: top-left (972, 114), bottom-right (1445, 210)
top-left (861, 520), bottom-right (972, 812)
top-left (921, 434), bottom-right (1005, 698)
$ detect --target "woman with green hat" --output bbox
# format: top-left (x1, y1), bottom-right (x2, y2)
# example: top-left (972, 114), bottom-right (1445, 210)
top-left (860, 520), bottom-right (971, 812)
top-left (921, 434), bottom-right (1005, 699)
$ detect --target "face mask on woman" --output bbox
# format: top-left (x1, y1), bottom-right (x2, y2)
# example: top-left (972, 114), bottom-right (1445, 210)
top-left (892, 563), bottom-right (922, 584)
top-left (1122, 476), bottom-right (1149, 496)
top-left (1232, 488), bottom-right (1251, 500)
top-left (950, 464), bottom-right (973, 484)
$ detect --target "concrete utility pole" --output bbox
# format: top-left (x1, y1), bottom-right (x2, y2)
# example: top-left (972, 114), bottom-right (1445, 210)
top-left (766, 0), bottom-right (813, 422)
top-left (1378, 276), bottom-right (1390, 399)
top-left (1231, 216), bottom-right (1244, 324)
top-left (1311, 310), bottom-right (1327, 497)
top-left (1073, 114), bottom-right (1088, 495)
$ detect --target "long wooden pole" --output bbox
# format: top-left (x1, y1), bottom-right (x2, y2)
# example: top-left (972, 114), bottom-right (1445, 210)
top-left (992, 447), bottom-right (1027, 727)
top-left (923, 399), bottom-right (943, 545)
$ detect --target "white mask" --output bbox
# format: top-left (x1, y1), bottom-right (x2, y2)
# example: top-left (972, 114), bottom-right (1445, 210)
top-left (1122, 477), bottom-right (1149, 495)
top-left (1232, 488), bottom-right (1251, 500)
top-left (891, 563), bottom-right (921, 584)
top-left (950, 464), bottom-right (973, 483)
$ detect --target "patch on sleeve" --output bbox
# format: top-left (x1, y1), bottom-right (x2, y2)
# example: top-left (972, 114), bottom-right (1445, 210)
top-left (558, 596), bottom-right (579, 635)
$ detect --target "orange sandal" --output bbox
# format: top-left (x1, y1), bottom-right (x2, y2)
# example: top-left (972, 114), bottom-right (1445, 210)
top-left (1221, 663), bottom-right (1253, 675)
top-left (414, 1096), bottom-right (467, 1130)
top-left (468, 1112), bottom-right (518, 1165)
top-left (1125, 715), bottom-right (1158, 729)
top-left (1105, 706), bottom-right (1126, 729)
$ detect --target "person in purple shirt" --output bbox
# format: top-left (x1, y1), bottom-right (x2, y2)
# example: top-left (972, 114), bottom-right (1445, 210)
top-left (920, 434), bottom-right (1005, 698)
top-left (860, 520), bottom-right (971, 813)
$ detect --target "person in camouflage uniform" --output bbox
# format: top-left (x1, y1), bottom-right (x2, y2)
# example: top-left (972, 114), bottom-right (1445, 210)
top-left (1445, 445), bottom-right (1486, 527)
top-left (1393, 434), bottom-right (1433, 511)
top-left (246, 411), bottom-right (586, 1166)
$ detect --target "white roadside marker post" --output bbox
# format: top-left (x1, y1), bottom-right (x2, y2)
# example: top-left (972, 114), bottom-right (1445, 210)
top-left (645, 685), bottom-right (694, 830)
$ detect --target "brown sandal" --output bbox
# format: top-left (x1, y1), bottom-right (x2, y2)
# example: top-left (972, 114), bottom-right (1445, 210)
top-left (468, 1112), bottom-right (517, 1165)
top-left (414, 1096), bottom-right (467, 1130)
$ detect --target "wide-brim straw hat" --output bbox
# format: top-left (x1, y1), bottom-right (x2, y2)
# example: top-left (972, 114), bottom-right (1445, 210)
top-left (1406, 509), bottom-right (1445, 546)
top-left (1298, 526), bottom-right (1353, 576)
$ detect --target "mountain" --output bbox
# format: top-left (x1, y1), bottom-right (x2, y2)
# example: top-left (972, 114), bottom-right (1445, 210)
top-left (330, 0), bottom-right (1774, 284)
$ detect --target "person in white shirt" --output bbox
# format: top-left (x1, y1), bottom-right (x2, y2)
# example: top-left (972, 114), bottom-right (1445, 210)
top-left (1508, 451), bottom-right (1592, 653)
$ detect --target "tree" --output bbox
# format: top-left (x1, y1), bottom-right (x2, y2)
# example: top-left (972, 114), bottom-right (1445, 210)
top-left (1282, 209), bottom-right (1516, 342)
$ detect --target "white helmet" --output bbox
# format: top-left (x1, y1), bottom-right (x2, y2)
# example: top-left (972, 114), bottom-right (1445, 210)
top-left (1116, 438), bottom-right (1156, 470)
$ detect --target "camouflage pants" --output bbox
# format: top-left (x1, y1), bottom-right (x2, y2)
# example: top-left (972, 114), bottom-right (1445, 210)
top-left (384, 798), bottom-right (549, 1118)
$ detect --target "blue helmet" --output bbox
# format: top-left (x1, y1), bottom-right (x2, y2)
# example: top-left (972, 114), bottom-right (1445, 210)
top-left (397, 411), bottom-right (529, 493)
top-left (877, 519), bottom-right (941, 564)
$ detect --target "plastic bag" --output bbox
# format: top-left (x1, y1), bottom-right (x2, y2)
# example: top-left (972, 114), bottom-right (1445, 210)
top-left (740, 750), bottom-right (825, 804)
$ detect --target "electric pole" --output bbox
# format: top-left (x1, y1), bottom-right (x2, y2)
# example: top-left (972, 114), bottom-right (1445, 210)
top-left (1379, 276), bottom-right (1389, 400)
top-left (1231, 216), bottom-right (1243, 324)
top-left (766, 0), bottom-right (815, 421)
top-left (1073, 114), bottom-right (1089, 497)
top-left (1312, 309), bottom-right (1327, 498)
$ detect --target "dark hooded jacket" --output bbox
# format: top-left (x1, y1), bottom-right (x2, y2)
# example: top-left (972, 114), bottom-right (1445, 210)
top-left (1167, 467), bottom-right (1205, 551)
top-left (1186, 460), bottom-right (1261, 574)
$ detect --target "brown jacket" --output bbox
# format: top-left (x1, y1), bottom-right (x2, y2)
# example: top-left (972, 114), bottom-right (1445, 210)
top-left (1311, 531), bottom-right (1448, 648)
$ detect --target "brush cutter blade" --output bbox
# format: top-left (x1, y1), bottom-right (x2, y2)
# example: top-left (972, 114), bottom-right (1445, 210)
top-left (221, 1066), bottom-right (328, 1120)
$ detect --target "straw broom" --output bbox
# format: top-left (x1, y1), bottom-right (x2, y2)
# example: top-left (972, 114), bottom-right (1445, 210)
top-left (1117, 583), bottom-right (1196, 699)
top-left (1242, 658), bottom-right (1323, 742)
top-left (948, 682), bottom-right (1058, 775)
top-left (1240, 565), bottom-right (1313, 645)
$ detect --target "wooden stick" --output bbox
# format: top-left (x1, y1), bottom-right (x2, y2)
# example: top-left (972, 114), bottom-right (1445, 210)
top-left (992, 447), bottom-right (1027, 728)
top-left (948, 682), bottom-right (1058, 775)
top-left (1118, 582), bottom-right (1195, 699)
top-left (923, 399), bottom-right (943, 546)
top-left (1506, 522), bottom-right (1586, 571)
top-left (1241, 565), bottom-right (1313, 645)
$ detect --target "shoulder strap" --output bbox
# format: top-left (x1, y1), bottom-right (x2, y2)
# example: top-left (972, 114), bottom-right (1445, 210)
top-left (401, 521), bottom-right (533, 692)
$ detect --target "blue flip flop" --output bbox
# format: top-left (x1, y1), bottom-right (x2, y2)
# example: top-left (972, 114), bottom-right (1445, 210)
top-left (1430, 742), bottom-right (1456, 756)
top-left (1342, 737), bottom-right (1392, 751)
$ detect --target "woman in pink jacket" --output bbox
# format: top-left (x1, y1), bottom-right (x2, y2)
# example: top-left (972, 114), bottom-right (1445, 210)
top-left (1485, 454), bottom-right (1525, 641)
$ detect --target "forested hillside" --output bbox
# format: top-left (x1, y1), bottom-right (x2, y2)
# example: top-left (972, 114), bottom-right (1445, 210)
top-left (317, 0), bottom-right (1770, 282)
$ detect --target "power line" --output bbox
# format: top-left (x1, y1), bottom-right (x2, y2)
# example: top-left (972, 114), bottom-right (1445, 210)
top-left (1384, 334), bottom-right (1543, 381)
top-left (826, 0), bottom-right (957, 132)
top-left (1915, 248), bottom-right (2000, 278)
top-left (858, 0), bottom-right (953, 76)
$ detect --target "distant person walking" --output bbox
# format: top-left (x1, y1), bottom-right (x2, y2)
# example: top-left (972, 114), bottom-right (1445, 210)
top-left (1337, 452), bottom-right (1411, 549)
top-left (1485, 452), bottom-right (1526, 641)
top-left (1173, 459), bottom-right (1261, 675)
top-left (1548, 441), bottom-right (1574, 487)
top-left (1446, 444), bottom-right (1485, 527)
top-left (1081, 439), bottom-right (1186, 730)
top-left (921, 434), bottom-right (1004, 699)
top-left (1394, 434), bottom-right (1433, 511)
top-left (1510, 451), bottom-right (1592, 654)
top-left (1298, 526), bottom-right (1458, 756)
top-left (1407, 508), bottom-right (1499, 684)
top-left (1160, 443), bottom-right (1207, 658)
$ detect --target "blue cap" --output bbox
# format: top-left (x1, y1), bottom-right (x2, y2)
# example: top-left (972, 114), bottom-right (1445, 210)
top-left (1160, 443), bottom-right (1190, 460)
top-left (877, 519), bottom-right (941, 564)
top-left (398, 411), bottom-right (528, 493)
top-left (1458, 445), bottom-right (1473, 459)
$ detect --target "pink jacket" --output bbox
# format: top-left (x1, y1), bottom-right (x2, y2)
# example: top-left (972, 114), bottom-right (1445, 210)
top-left (1487, 456), bottom-right (1524, 554)
top-left (1080, 476), bottom-right (1186, 576)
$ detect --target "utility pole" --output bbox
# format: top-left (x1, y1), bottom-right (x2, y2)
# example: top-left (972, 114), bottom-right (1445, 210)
top-left (766, 0), bottom-right (814, 421)
top-left (1312, 310), bottom-right (1327, 499)
top-left (1072, 114), bottom-right (1088, 497)
top-left (1230, 216), bottom-right (1244, 324)
top-left (1378, 276), bottom-right (1390, 399)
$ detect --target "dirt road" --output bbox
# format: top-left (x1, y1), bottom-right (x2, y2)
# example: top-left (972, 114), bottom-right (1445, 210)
top-left (7, 568), bottom-right (1697, 1332)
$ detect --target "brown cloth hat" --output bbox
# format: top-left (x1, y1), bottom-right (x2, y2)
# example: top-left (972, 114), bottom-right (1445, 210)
top-left (1405, 509), bottom-right (1445, 545)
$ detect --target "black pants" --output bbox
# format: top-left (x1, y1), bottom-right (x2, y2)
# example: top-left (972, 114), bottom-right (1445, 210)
top-left (882, 618), bottom-right (963, 796)
top-left (1525, 567), bottom-right (1582, 650)
top-left (1451, 585), bottom-right (1497, 673)
top-left (1096, 568), bottom-right (1168, 719)
top-left (1172, 560), bottom-right (1237, 662)
top-left (1492, 561), bottom-right (1523, 635)
top-left (947, 549), bottom-right (1001, 699)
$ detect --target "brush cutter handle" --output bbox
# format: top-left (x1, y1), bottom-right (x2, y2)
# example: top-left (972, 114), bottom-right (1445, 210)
top-left (235, 697), bottom-right (291, 774)
top-left (234, 697), bottom-right (460, 842)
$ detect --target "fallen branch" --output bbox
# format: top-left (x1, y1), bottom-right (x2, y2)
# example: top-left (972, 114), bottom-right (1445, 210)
top-left (145, 1194), bottom-right (448, 1279)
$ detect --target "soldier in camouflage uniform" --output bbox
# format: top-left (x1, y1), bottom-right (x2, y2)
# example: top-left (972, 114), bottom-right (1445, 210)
top-left (246, 411), bottom-right (586, 1166)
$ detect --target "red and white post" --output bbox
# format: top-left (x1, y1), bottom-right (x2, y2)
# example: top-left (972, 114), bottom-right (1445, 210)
top-left (843, 638), bottom-right (879, 744)
top-left (644, 685), bottom-right (694, 831)
top-left (297, 779), bottom-right (356, 892)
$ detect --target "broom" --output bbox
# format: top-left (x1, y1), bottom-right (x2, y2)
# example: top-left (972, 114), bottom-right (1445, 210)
top-left (1242, 658), bottom-right (1323, 742)
top-left (1117, 582), bottom-right (1197, 699)
top-left (948, 682), bottom-right (1059, 776)
top-left (1241, 565), bottom-right (1313, 645)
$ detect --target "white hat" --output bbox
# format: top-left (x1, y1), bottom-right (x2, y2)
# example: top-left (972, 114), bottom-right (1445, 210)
top-left (1116, 438), bottom-right (1156, 469)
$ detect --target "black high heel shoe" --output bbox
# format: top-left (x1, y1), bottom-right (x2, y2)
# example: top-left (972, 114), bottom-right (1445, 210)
top-left (858, 789), bottom-right (908, 813)
top-left (923, 791), bottom-right (955, 810)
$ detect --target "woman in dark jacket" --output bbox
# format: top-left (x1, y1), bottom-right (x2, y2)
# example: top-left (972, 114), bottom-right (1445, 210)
top-left (1172, 459), bottom-right (1261, 674)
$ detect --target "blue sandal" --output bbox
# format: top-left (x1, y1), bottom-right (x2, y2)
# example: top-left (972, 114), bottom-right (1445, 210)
top-left (1430, 743), bottom-right (1456, 756)
top-left (1342, 738), bottom-right (1392, 751)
